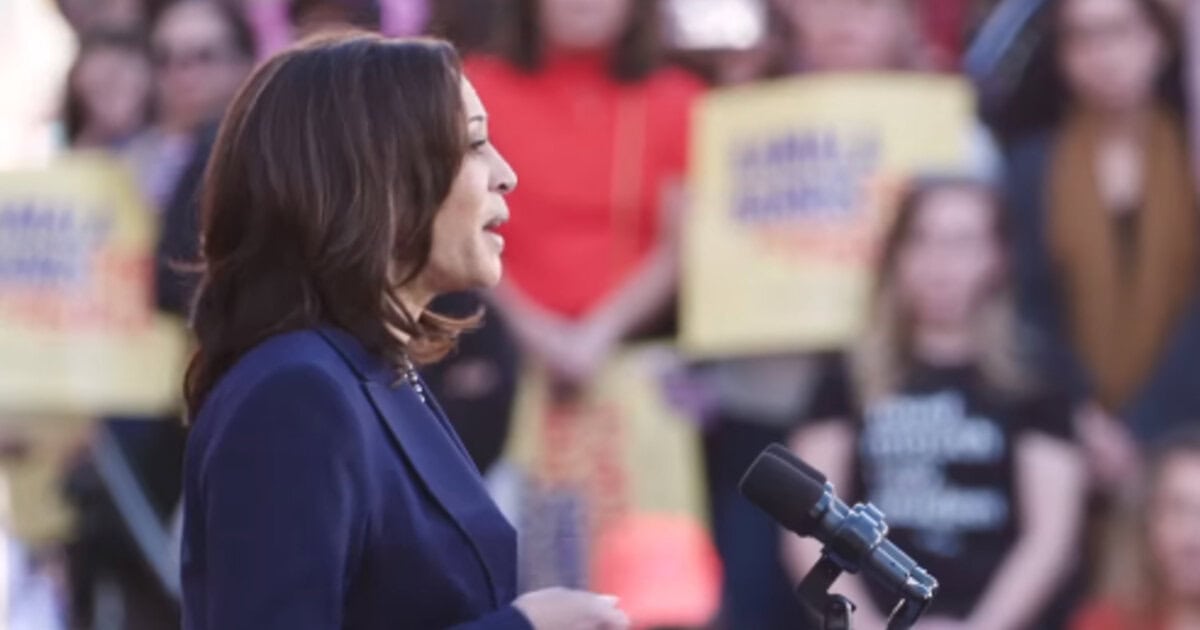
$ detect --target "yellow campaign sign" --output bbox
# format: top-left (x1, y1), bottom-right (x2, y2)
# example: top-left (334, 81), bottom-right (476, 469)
top-left (681, 73), bottom-right (974, 356)
top-left (0, 153), bottom-right (188, 416)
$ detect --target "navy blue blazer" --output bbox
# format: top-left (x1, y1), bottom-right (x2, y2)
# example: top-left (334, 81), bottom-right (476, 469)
top-left (181, 327), bottom-right (533, 630)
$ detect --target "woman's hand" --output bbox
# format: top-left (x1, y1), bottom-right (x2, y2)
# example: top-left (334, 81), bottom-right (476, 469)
top-left (658, 360), bottom-right (721, 427)
top-left (544, 317), bottom-right (620, 387)
top-left (502, 305), bottom-right (570, 364)
top-left (490, 286), bottom-right (613, 388)
top-left (513, 588), bottom-right (630, 629)
top-left (506, 315), bottom-right (611, 397)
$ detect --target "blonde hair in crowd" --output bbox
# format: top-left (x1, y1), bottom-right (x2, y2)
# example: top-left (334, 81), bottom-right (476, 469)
top-left (849, 178), bottom-right (1032, 405)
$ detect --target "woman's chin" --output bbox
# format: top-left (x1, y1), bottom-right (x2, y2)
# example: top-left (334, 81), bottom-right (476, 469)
top-left (467, 261), bottom-right (503, 290)
top-left (429, 257), bottom-right (503, 294)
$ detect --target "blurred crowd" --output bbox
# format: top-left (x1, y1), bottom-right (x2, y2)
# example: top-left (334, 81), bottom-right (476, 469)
top-left (2, 0), bottom-right (1200, 628)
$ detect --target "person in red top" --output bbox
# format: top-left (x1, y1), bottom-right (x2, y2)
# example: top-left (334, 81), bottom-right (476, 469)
top-left (464, 0), bottom-right (704, 387)
top-left (1071, 429), bottom-right (1200, 630)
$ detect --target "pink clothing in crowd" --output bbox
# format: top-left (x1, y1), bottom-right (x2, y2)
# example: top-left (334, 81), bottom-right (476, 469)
top-left (381, 0), bottom-right (429, 37)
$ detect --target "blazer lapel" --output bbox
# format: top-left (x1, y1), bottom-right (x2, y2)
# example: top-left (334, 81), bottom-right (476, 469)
top-left (315, 327), bottom-right (510, 607)
top-left (362, 382), bottom-right (508, 606)
top-left (419, 375), bottom-right (477, 466)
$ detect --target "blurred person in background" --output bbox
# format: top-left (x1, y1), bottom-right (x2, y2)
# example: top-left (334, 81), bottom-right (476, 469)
top-left (137, 0), bottom-right (255, 313)
top-left (693, 1), bottom-right (938, 627)
top-left (288, 0), bottom-right (381, 37)
top-left (124, 0), bottom-right (254, 213)
top-left (788, 177), bottom-right (1087, 629)
top-left (63, 30), bottom-right (154, 151)
top-left (464, 0), bottom-right (705, 394)
top-left (245, 0), bottom-right (430, 60)
top-left (60, 4), bottom-right (254, 629)
top-left (428, 0), bottom-right (502, 57)
top-left (1006, 0), bottom-right (1198, 490)
top-left (55, 0), bottom-right (148, 34)
top-left (778, 0), bottom-right (931, 73)
top-left (1070, 429), bottom-right (1200, 630)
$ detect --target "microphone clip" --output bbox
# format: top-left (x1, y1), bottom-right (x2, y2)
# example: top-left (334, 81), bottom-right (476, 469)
top-left (796, 553), bottom-right (856, 630)
top-left (795, 552), bottom-right (930, 630)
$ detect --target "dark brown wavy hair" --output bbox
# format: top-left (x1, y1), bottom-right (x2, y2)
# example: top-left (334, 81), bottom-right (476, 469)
top-left (184, 34), bottom-right (478, 418)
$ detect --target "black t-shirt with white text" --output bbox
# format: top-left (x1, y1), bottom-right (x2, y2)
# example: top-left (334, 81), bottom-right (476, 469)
top-left (803, 358), bottom-right (1073, 619)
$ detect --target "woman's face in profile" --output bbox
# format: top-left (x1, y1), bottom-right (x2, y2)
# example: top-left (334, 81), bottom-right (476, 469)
top-left (895, 186), bottom-right (1003, 329)
top-left (422, 79), bottom-right (518, 293)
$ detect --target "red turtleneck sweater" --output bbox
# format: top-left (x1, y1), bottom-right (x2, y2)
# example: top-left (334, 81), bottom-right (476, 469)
top-left (464, 53), bottom-right (705, 319)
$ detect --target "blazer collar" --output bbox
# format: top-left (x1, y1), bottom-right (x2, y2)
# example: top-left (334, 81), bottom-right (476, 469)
top-left (314, 326), bottom-right (395, 385)
top-left (313, 326), bottom-right (475, 463)
top-left (315, 326), bottom-right (513, 607)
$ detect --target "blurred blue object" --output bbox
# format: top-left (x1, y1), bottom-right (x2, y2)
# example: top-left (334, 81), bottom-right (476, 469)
top-left (964, 0), bottom-right (1050, 107)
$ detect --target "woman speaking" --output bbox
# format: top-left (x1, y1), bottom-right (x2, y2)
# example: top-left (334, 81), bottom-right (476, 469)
top-left (179, 34), bottom-right (628, 630)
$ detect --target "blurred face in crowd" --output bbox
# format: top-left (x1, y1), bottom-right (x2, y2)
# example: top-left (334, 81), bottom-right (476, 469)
top-left (1148, 452), bottom-right (1200, 603)
top-left (73, 45), bottom-right (152, 143)
top-left (294, 5), bottom-right (360, 37)
top-left (420, 79), bottom-right (518, 293)
top-left (152, 2), bottom-right (251, 133)
top-left (539, 0), bottom-right (634, 50)
top-left (781, 0), bottom-right (915, 71)
top-left (1058, 0), bottom-right (1166, 113)
top-left (292, 0), bottom-right (380, 38)
top-left (896, 185), bottom-right (1004, 330)
top-left (58, 0), bottom-right (144, 32)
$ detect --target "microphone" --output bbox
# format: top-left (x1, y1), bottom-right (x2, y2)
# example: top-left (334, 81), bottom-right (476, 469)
top-left (739, 444), bottom-right (938, 611)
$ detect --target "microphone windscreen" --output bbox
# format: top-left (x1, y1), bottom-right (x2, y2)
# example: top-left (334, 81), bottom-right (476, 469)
top-left (765, 443), bottom-right (828, 484)
top-left (739, 449), bottom-right (826, 537)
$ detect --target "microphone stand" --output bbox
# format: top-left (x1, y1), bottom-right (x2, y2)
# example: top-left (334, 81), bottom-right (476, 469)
top-left (796, 554), bottom-right (855, 630)
top-left (795, 553), bottom-right (930, 630)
